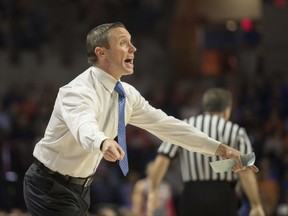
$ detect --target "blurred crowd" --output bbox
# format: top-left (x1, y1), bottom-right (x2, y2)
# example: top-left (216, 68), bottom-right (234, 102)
top-left (1, 0), bottom-right (288, 216)
top-left (0, 0), bottom-right (171, 64)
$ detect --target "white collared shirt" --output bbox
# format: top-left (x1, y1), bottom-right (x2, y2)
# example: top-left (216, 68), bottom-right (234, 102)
top-left (33, 66), bottom-right (220, 178)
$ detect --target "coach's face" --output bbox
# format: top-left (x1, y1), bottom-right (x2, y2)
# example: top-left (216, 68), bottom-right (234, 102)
top-left (99, 27), bottom-right (137, 80)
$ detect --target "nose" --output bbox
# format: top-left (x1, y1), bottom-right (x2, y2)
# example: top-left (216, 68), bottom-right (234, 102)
top-left (129, 43), bottom-right (137, 53)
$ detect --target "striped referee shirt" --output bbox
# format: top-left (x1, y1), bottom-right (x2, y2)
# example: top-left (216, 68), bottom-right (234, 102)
top-left (157, 114), bottom-right (253, 182)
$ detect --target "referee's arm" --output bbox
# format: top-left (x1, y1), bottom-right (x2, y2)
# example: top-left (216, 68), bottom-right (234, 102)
top-left (150, 154), bottom-right (171, 190)
top-left (237, 131), bottom-right (265, 216)
top-left (147, 154), bottom-right (171, 216)
top-left (238, 169), bottom-right (265, 215)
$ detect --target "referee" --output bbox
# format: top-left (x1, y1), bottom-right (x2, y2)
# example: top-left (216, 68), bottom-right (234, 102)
top-left (148, 88), bottom-right (265, 216)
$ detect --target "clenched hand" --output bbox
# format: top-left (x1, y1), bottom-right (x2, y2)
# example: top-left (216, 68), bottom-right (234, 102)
top-left (101, 139), bottom-right (125, 162)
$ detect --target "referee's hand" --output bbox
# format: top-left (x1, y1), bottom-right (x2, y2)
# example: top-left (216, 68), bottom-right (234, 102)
top-left (101, 139), bottom-right (125, 162)
top-left (216, 144), bottom-right (259, 172)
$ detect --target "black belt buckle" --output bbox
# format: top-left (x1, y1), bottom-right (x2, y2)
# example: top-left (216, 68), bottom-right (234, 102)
top-left (83, 177), bottom-right (94, 187)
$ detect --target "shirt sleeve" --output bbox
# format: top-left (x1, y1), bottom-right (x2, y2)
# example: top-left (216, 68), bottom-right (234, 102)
top-left (58, 86), bottom-right (108, 152)
top-left (127, 86), bottom-right (220, 156)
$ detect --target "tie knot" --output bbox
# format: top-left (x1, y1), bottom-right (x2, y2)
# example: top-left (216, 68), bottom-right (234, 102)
top-left (115, 81), bottom-right (125, 97)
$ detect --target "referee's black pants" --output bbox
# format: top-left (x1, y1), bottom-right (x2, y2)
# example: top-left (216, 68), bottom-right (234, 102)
top-left (179, 181), bottom-right (238, 216)
top-left (23, 162), bottom-right (90, 216)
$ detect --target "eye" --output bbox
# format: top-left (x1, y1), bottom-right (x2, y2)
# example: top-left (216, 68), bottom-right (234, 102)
top-left (120, 40), bottom-right (127, 46)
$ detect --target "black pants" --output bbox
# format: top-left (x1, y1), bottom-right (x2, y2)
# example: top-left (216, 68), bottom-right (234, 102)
top-left (179, 181), bottom-right (238, 216)
top-left (23, 162), bottom-right (90, 216)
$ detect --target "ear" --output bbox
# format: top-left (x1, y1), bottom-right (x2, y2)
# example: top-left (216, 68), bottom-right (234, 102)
top-left (95, 47), bottom-right (106, 59)
top-left (223, 107), bottom-right (231, 120)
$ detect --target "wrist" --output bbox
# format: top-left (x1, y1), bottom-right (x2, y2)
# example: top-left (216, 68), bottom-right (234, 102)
top-left (215, 144), bottom-right (226, 157)
top-left (250, 201), bottom-right (262, 208)
top-left (100, 139), bottom-right (107, 151)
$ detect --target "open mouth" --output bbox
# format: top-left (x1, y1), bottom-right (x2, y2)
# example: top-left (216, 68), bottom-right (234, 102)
top-left (125, 59), bottom-right (133, 64)
top-left (124, 59), bottom-right (134, 66)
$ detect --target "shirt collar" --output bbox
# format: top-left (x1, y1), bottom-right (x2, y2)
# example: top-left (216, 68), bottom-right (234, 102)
top-left (91, 66), bottom-right (119, 94)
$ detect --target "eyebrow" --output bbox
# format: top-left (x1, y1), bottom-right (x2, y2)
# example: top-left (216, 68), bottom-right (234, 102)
top-left (118, 33), bottom-right (131, 40)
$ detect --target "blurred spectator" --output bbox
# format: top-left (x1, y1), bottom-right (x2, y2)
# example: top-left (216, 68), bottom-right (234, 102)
top-left (131, 161), bottom-right (176, 216)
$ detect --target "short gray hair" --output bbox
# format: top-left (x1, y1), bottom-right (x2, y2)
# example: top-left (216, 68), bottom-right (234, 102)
top-left (202, 88), bottom-right (232, 112)
top-left (86, 22), bottom-right (126, 65)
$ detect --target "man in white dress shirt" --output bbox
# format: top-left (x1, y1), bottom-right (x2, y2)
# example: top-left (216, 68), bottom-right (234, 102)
top-left (23, 22), bottom-right (258, 216)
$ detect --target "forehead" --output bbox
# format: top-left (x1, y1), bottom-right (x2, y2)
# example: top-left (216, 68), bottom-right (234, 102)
top-left (108, 27), bottom-right (131, 41)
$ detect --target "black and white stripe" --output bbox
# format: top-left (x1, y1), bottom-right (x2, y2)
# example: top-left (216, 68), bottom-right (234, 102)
top-left (158, 114), bottom-right (252, 182)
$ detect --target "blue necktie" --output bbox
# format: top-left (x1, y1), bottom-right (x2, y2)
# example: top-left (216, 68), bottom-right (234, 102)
top-left (114, 81), bottom-right (129, 176)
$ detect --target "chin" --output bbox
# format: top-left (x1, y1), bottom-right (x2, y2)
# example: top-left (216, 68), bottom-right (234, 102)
top-left (124, 70), bottom-right (134, 76)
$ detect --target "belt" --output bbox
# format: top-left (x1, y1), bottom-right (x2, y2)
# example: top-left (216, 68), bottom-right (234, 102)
top-left (34, 159), bottom-right (94, 187)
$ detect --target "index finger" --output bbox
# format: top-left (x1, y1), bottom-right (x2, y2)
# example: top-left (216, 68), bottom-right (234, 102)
top-left (115, 145), bottom-right (125, 160)
top-left (227, 150), bottom-right (243, 167)
top-left (249, 164), bottom-right (259, 172)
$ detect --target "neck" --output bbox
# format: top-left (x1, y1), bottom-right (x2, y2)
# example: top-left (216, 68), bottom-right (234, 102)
top-left (205, 109), bottom-right (230, 121)
top-left (94, 63), bottom-right (121, 80)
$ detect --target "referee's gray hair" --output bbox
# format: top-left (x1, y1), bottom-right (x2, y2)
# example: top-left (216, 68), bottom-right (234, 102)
top-left (202, 88), bottom-right (232, 112)
top-left (86, 22), bottom-right (126, 65)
